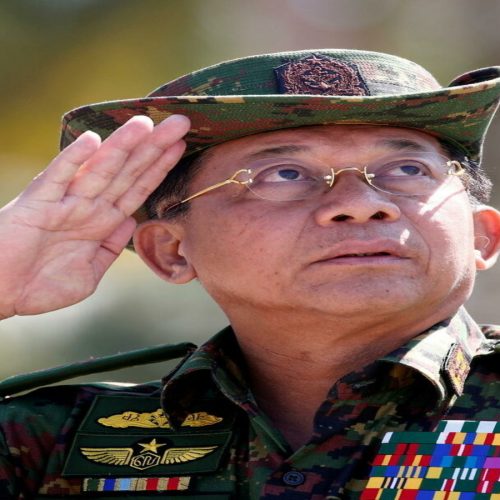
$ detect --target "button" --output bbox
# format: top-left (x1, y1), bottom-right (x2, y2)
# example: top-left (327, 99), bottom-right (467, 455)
top-left (282, 470), bottom-right (305, 486)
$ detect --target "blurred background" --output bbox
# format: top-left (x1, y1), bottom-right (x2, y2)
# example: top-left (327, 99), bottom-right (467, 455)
top-left (0, 0), bottom-right (499, 384)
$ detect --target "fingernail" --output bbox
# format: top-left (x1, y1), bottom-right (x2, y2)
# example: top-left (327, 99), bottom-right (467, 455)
top-left (165, 114), bottom-right (191, 128)
top-left (127, 115), bottom-right (154, 125)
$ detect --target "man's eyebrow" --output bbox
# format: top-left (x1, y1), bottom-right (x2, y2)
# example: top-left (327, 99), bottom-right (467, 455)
top-left (242, 145), bottom-right (310, 161)
top-left (238, 139), bottom-right (430, 163)
top-left (377, 138), bottom-right (430, 152)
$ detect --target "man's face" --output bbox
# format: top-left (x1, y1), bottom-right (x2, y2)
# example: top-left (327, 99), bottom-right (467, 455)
top-left (149, 125), bottom-right (483, 325)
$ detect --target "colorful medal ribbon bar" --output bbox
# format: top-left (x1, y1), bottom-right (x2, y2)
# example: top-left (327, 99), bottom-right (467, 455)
top-left (83, 476), bottom-right (190, 492)
top-left (362, 421), bottom-right (500, 499)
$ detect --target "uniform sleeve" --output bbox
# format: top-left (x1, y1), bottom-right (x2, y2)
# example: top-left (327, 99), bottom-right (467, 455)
top-left (0, 388), bottom-right (83, 498)
top-left (0, 419), bottom-right (18, 499)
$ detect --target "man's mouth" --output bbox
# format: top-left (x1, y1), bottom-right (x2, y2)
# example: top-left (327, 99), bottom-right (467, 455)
top-left (337, 252), bottom-right (392, 258)
top-left (313, 241), bottom-right (411, 265)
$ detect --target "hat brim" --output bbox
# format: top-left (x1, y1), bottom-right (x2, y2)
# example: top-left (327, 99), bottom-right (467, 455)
top-left (62, 78), bottom-right (500, 161)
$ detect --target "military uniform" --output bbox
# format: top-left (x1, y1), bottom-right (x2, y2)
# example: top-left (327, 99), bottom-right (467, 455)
top-left (2, 48), bottom-right (500, 499)
top-left (0, 308), bottom-right (498, 499)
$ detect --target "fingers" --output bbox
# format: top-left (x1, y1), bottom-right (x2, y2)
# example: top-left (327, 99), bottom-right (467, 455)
top-left (115, 139), bottom-right (187, 215)
top-left (16, 113), bottom-right (191, 227)
top-left (65, 115), bottom-right (154, 197)
top-left (67, 114), bottom-right (191, 199)
top-left (23, 131), bottom-right (102, 201)
top-left (98, 115), bottom-right (191, 204)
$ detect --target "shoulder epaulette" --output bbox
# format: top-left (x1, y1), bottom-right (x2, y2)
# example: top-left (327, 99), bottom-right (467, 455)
top-left (481, 324), bottom-right (500, 341)
top-left (476, 324), bottom-right (500, 360)
top-left (0, 341), bottom-right (195, 398)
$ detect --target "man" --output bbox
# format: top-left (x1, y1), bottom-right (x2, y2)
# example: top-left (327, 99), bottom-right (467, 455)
top-left (0, 49), bottom-right (499, 498)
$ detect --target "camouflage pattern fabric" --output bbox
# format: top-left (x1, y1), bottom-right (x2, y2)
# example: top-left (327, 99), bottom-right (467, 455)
top-left (0, 308), bottom-right (498, 498)
top-left (58, 49), bottom-right (500, 225)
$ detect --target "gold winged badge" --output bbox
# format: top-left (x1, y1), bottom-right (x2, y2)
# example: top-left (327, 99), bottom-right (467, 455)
top-left (80, 439), bottom-right (218, 471)
top-left (81, 447), bottom-right (133, 466)
top-left (97, 409), bottom-right (222, 429)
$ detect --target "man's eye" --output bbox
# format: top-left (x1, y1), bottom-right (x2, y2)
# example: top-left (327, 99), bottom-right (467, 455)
top-left (275, 168), bottom-right (303, 181)
top-left (383, 162), bottom-right (430, 177)
top-left (255, 165), bottom-right (308, 182)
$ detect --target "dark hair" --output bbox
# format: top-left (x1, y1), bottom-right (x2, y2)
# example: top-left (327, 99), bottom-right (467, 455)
top-left (145, 136), bottom-right (494, 219)
top-left (438, 139), bottom-right (492, 205)
top-left (145, 150), bottom-right (208, 220)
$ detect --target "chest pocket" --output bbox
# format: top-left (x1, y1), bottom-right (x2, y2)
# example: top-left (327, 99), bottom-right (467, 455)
top-left (36, 394), bottom-right (238, 498)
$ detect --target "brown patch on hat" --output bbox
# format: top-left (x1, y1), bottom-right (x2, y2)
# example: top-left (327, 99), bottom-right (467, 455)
top-left (274, 54), bottom-right (370, 96)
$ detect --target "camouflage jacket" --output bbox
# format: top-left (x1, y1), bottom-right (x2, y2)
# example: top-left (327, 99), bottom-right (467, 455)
top-left (0, 308), bottom-right (498, 499)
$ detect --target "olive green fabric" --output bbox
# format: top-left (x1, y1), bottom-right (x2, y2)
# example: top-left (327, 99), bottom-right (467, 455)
top-left (61, 49), bottom-right (500, 165)
top-left (1, 309), bottom-right (499, 498)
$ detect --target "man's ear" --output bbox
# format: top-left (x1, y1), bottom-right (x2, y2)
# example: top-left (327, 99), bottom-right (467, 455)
top-left (473, 205), bottom-right (500, 270)
top-left (133, 220), bottom-right (197, 284)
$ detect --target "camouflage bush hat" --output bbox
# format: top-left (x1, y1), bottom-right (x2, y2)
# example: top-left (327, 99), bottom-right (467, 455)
top-left (61, 47), bottom-right (500, 169)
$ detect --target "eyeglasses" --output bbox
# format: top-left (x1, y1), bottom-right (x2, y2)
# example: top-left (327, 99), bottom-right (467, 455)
top-left (165, 152), bottom-right (465, 212)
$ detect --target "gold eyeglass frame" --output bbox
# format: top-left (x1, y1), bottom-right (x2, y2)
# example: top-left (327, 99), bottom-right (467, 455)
top-left (164, 159), bottom-right (465, 213)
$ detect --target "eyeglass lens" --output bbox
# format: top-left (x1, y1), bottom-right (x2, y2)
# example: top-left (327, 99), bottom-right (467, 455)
top-left (243, 153), bottom-right (458, 201)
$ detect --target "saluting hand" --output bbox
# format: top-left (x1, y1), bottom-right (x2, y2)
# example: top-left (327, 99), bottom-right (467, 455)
top-left (0, 114), bottom-right (191, 318)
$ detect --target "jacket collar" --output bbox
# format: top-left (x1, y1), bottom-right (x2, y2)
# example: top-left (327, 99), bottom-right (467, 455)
top-left (380, 308), bottom-right (486, 401)
top-left (161, 308), bottom-right (487, 423)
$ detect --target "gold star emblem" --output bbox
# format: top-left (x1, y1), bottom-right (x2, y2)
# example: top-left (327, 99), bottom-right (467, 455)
top-left (137, 438), bottom-right (166, 454)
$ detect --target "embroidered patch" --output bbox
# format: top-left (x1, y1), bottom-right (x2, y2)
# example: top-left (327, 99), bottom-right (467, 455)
top-left (362, 420), bottom-right (500, 498)
top-left (75, 395), bottom-right (233, 435)
top-left (83, 476), bottom-right (190, 492)
top-left (98, 409), bottom-right (222, 429)
top-left (443, 343), bottom-right (471, 396)
top-left (274, 54), bottom-right (370, 96)
top-left (63, 395), bottom-right (235, 477)
top-left (64, 431), bottom-right (231, 476)
top-left (81, 439), bottom-right (217, 471)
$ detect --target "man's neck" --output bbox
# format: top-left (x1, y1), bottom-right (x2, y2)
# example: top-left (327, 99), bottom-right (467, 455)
top-left (229, 308), bottom-right (448, 451)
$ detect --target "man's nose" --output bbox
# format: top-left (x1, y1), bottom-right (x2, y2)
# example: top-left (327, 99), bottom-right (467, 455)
top-left (313, 171), bottom-right (401, 225)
